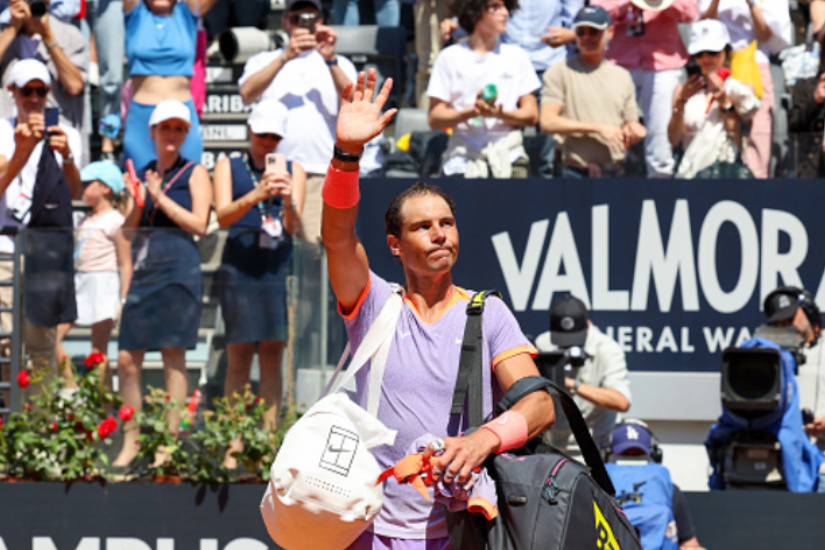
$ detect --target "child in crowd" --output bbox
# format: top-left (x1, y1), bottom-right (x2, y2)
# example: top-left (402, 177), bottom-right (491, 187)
top-left (56, 162), bottom-right (133, 386)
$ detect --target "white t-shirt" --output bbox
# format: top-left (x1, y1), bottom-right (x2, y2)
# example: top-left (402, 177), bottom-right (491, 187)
top-left (797, 338), bottom-right (825, 451)
top-left (0, 116), bottom-right (82, 253)
top-left (238, 49), bottom-right (357, 174)
top-left (697, 0), bottom-right (792, 64)
top-left (426, 41), bottom-right (540, 176)
top-left (536, 325), bottom-right (633, 454)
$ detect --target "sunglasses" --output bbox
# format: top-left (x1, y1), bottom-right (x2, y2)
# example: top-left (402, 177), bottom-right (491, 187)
top-left (19, 86), bottom-right (49, 97)
top-left (694, 50), bottom-right (722, 59)
top-left (575, 26), bottom-right (604, 37)
top-left (255, 132), bottom-right (282, 141)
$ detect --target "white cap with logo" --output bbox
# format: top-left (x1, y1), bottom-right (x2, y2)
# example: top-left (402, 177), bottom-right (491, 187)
top-left (247, 99), bottom-right (288, 138)
top-left (148, 99), bottom-right (192, 128)
top-left (688, 19), bottom-right (731, 56)
top-left (8, 59), bottom-right (51, 89)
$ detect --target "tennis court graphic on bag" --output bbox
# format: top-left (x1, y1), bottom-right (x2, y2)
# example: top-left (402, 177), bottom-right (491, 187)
top-left (446, 291), bottom-right (643, 550)
top-left (320, 426), bottom-right (360, 476)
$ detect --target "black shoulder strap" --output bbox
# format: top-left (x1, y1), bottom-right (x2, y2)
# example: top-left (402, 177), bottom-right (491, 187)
top-left (451, 290), bottom-right (501, 427)
top-left (495, 375), bottom-right (616, 496)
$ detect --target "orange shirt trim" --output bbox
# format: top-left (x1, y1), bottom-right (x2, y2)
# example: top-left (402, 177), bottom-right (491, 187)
top-left (491, 345), bottom-right (538, 371)
top-left (337, 278), bottom-right (373, 321)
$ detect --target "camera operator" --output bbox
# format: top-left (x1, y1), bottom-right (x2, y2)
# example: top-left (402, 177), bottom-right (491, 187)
top-left (238, 0), bottom-right (356, 244)
top-left (536, 293), bottom-right (631, 455)
top-left (764, 286), bottom-right (825, 450)
top-left (0, 0), bottom-right (85, 144)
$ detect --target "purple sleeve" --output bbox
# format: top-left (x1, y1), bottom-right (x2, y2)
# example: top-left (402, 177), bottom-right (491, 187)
top-left (483, 296), bottom-right (535, 369)
top-left (343, 271), bottom-right (393, 353)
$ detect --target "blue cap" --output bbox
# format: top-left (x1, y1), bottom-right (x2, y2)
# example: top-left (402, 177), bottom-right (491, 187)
top-left (611, 423), bottom-right (652, 455)
top-left (80, 161), bottom-right (125, 195)
top-left (573, 6), bottom-right (610, 30)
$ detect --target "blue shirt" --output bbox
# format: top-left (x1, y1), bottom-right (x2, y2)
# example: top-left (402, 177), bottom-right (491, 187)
top-left (125, 1), bottom-right (197, 77)
top-left (501, 0), bottom-right (583, 72)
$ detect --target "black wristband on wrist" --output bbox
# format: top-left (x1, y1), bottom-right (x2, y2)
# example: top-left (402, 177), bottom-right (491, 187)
top-left (333, 145), bottom-right (362, 163)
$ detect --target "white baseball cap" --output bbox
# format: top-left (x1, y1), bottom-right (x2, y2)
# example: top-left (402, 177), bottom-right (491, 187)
top-left (247, 99), bottom-right (288, 138)
top-left (687, 19), bottom-right (731, 56)
top-left (148, 99), bottom-right (191, 128)
top-left (8, 59), bottom-right (51, 89)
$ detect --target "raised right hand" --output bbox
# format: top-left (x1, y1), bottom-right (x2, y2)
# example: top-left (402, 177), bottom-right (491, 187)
top-left (335, 69), bottom-right (397, 155)
top-left (679, 74), bottom-right (705, 103)
top-left (439, 18), bottom-right (458, 45)
top-left (9, 0), bottom-right (30, 30)
top-left (283, 28), bottom-right (317, 61)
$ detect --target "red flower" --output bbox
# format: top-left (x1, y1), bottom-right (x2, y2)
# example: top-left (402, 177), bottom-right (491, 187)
top-left (50, 422), bottom-right (58, 433)
top-left (0, 416), bottom-right (3, 430)
top-left (84, 352), bottom-right (106, 368)
top-left (246, 396), bottom-right (263, 410)
top-left (96, 416), bottom-right (118, 440)
top-left (25, 402), bottom-right (31, 412)
top-left (16, 371), bottom-right (29, 389)
top-left (118, 404), bottom-right (135, 422)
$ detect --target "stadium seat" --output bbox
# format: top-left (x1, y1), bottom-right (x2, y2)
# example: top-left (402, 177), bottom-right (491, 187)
top-left (331, 25), bottom-right (407, 110)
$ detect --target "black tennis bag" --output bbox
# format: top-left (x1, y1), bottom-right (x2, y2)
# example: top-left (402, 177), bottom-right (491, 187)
top-left (447, 292), bottom-right (642, 550)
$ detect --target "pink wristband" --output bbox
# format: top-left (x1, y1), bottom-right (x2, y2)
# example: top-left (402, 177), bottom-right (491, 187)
top-left (480, 410), bottom-right (528, 454)
top-left (322, 163), bottom-right (360, 209)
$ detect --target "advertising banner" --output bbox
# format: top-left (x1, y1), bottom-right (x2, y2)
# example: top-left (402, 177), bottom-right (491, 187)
top-left (359, 178), bottom-right (824, 372)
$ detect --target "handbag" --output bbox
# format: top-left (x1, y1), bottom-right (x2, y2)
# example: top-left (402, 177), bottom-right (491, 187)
top-left (260, 286), bottom-right (403, 550)
top-left (446, 292), bottom-right (642, 550)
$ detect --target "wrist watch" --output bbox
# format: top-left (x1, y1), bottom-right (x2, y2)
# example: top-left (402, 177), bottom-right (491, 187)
top-left (333, 145), bottom-right (362, 163)
top-left (325, 56), bottom-right (339, 66)
top-left (63, 152), bottom-right (74, 164)
top-left (571, 379), bottom-right (581, 395)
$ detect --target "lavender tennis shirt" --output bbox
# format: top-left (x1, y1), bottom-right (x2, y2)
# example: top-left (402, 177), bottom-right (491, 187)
top-left (342, 272), bottom-right (536, 540)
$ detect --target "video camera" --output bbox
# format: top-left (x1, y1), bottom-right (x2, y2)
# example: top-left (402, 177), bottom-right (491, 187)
top-left (721, 325), bottom-right (805, 421)
top-left (535, 346), bottom-right (591, 389)
top-left (711, 325), bottom-right (812, 490)
top-left (219, 27), bottom-right (287, 63)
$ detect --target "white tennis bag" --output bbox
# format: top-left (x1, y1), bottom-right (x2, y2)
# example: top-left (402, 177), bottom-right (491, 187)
top-left (261, 288), bottom-right (402, 550)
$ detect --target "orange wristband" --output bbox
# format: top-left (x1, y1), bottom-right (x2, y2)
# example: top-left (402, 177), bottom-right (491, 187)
top-left (322, 163), bottom-right (360, 209)
top-left (480, 410), bottom-right (528, 454)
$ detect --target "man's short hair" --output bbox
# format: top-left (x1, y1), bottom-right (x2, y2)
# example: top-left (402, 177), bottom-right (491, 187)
top-left (456, 0), bottom-right (519, 35)
top-left (384, 181), bottom-right (457, 238)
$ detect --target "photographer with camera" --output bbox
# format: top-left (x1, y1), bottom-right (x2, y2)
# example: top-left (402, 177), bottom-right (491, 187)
top-left (535, 294), bottom-right (631, 456)
top-left (0, 59), bottom-right (81, 372)
top-left (0, 0), bottom-right (85, 145)
top-left (238, 0), bottom-right (356, 244)
top-left (764, 286), bottom-right (825, 451)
